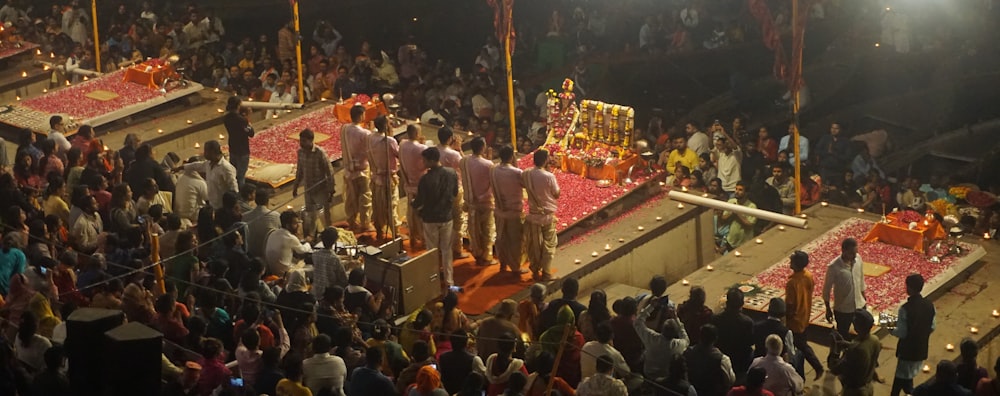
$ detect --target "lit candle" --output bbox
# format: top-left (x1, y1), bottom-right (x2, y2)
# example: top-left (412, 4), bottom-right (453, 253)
top-left (924, 220), bottom-right (929, 226)
top-left (50, 52), bottom-right (55, 58)
top-left (778, 225), bottom-right (786, 231)
top-left (65, 80), bottom-right (70, 86)
top-left (601, 200), bottom-right (608, 205)
top-left (157, 129), bottom-right (163, 134)
top-left (857, 208), bottom-right (865, 213)
top-left (658, 181), bottom-right (666, 186)
top-left (800, 213), bottom-right (808, 218)
top-left (734, 251), bottom-right (742, 257)
top-left (993, 309), bottom-right (999, 318)
top-left (218, 134), bottom-right (225, 140)
top-left (702, 193), bottom-right (709, 197)
top-left (677, 203), bottom-right (684, 209)
top-left (755, 238), bottom-right (763, 244)
top-left (604, 244), bottom-right (611, 251)
top-left (286, 205), bottom-right (293, 209)
top-left (985, 233), bottom-right (992, 240)
top-left (571, 217), bottom-right (578, 221)
top-left (681, 279), bottom-right (690, 286)
top-left (247, 97), bottom-right (253, 102)
top-left (681, 186), bottom-right (688, 192)
top-left (217, 108), bottom-right (224, 113)
top-left (655, 216), bottom-right (662, 221)
top-left (591, 251), bottom-right (599, 257)
top-left (20, 71), bottom-right (26, 77)
top-left (875, 42), bottom-right (880, 47)
top-left (82, 76), bottom-right (88, 81)
top-left (561, 223), bottom-right (568, 227)
top-left (922, 365), bottom-right (931, 373)
top-left (14, 96), bottom-right (19, 101)
top-left (213, 88), bottom-right (220, 93)
top-left (194, 142), bottom-right (200, 148)
top-left (42, 88), bottom-right (47, 93)
top-left (43, 65), bottom-right (49, 71)
top-left (706, 265), bottom-right (714, 271)
top-left (574, 259), bottom-right (581, 264)
top-left (320, 97), bottom-right (327, 101)
top-left (272, 114), bottom-right (279, 119)
top-left (592, 206), bottom-right (597, 210)
top-left (36, 49), bottom-right (41, 55)
top-left (946, 343), bottom-right (955, 351)
top-left (186, 119), bottom-right (193, 124)
top-left (637, 226), bottom-right (644, 231)
top-left (971, 327), bottom-right (979, 334)
top-left (821, 201), bottom-right (829, 207)
top-left (618, 238), bottom-right (625, 243)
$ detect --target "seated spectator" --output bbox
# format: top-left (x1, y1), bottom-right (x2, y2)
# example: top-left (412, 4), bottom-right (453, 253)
top-left (578, 290), bottom-right (611, 342)
top-left (914, 360), bottom-right (973, 396)
top-left (152, 293), bottom-right (189, 343)
top-left (749, 334), bottom-right (803, 396)
top-left (302, 334), bottom-right (346, 395)
top-left (14, 311), bottom-right (52, 372)
top-left (524, 351), bottom-right (576, 396)
top-left (439, 330), bottom-right (486, 394)
top-left (366, 319), bottom-right (410, 377)
top-left (30, 345), bottom-right (70, 395)
top-left (276, 354), bottom-right (311, 396)
top-left (264, 210), bottom-right (312, 276)
top-left (432, 290), bottom-right (473, 356)
top-left (349, 346), bottom-right (396, 395)
top-left (581, 321), bottom-right (630, 380)
top-left (577, 354), bottom-right (628, 396)
top-left (255, 348), bottom-right (285, 396)
top-left (397, 340), bottom-right (436, 395)
top-left (477, 299), bottom-right (522, 362)
top-left (517, 284), bottom-right (547, 341)
top-left (408, 365), bottom-right (449, 396)
top-left (727, 367), bottom-right (775, 396)
top-left (958, 338), bottom-right (989, 391)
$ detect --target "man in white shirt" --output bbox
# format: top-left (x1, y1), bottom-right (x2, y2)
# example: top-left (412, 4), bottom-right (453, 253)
top-left (367, 116), bottom-right (400, 240)
top-left (264, 210), bottom-right (313, 276)
top-left (490, 146), bottom-right (526, 274)
top-left (523, 149), bottom-right (559, 281)
top-left (577, 355), bottom-right (628, 396)
top-left (749, 335), bottom-right (804, 396)
top-left (302, 334), bottom-right (347, 396)
top-left (581, 322), bottom-right (630, 380)
top-left (47, 115), bottom-right (72, 152)
top-left (460, 137), bottom-right (497, 266)
top-left (244, 189), bottom-right (281, 259)
top-left (399, 125), bottom-right (428, 249)
top-left (178, 140), bottom-right (237, 209)
top-left (778, 123), bottom-right (810, 165)
top-left (265, 83), bottom-right (294, 119)
top-left (823, 237), bottom-right (866, 339)
top-left (340, 106), bottom-right (373, 231)
top-left (438, 127), bottom-right (468, 259)
top-left (715, 136), bottom-right (743, 193)
top-left (420, 99), bottom-right (446, 127)
top-left (685, 122), bottom-right (711, 157)
top-left (174, 156), bottom-right (208, 228)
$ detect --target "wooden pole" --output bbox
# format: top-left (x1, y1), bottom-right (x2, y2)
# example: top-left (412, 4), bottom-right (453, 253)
top-left (504, 0), bottom-right (517, 149)
top-left (150, 232), bottom-right (166, 295)
top-left (545, 324), bottom-right (573, 395)
top-left (91, 0), bottom-right (101, 73)
top-left (293, 1), bottom-right (305, 104)
top-left (791, 0), bottom-right (802, 214)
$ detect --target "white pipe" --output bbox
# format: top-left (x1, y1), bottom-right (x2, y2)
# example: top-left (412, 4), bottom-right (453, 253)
top-left (241, 101), bottom-right (305, 110)
top-left (668, 190), bottom-right (808, 228)
top-left (36, 61), bottom-right (102, 77)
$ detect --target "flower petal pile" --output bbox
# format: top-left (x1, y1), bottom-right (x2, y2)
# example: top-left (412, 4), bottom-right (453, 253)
top-left (21, 69), bottom-right (165, 120)
top-left (246, 107), bottom-right (345, 165)
top-left (749, 218), bottom-right (974, 316)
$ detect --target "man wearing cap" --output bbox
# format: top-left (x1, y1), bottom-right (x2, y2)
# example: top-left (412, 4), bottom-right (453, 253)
top-left (823, 238), bottom-right (867, 340)
top-left (890, 273), bottom-right (936, 396)
top-left (785, 250), bottom-right (824, 379)
top-left (399, 124), bottom-right (428, 249)
top-left (829, 310), bottom-right (882, 396)
top-left (341, 105), bottom-right (373, 231)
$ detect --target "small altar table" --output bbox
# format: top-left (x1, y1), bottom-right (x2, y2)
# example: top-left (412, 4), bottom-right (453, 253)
top-left (334, 101), bottom-right (388, 123)
top-left (122, 62), bottom-right (173, 89)
top-left (561, 154), bottom-right (641, 184)
top-left (862, 213), bottom-right (946, 253)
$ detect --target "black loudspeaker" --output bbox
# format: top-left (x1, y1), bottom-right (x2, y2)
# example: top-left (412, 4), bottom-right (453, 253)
top-left (105, 322), bottom-right (164, 396)
top-left (65, 308), bottom-right (125, 396)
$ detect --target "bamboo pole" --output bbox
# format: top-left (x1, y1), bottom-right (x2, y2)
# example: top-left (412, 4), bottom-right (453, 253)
top-left (792, 0), bottom-right (802, 214)
top-left (668, 190), bottom-right (809, 228)
top-left (91, 0), bottom-right (101, 73)
top-left (150, 232), bottom-right (166, 295)
top-left (293, 1), bottom-right (305, 104)
top-left (504, 0), bottom-right (517, 149)
top-left (545, 323), bottom-right (573, 395)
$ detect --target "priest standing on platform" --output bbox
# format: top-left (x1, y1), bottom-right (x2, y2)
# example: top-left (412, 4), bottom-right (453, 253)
top-left (491, 146), bottom-right (527, 274)
top-left (399, 125), bottom-right (428, 249)
top-left (341, 105), bottom-right (373, 231)
top-left (367, 116), bottom-right (400, 240)
top-left (224, 96), bottom-right (255, 187)
top-left (460, 137), bottom-right (497, 266)
top-left (438, 127), bottom-right (468, 259)
top-left (413, 147), bottom-right (460, 292)
top-left (524, 149), bottom-right (560, 281)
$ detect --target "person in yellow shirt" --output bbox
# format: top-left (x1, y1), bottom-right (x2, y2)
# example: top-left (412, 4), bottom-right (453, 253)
top-left (661, 136), bottom-right (699, 174)
top-left (785, 250), bottom-right (825, 380)
top-left (276, 358), bottom-right (313, 396)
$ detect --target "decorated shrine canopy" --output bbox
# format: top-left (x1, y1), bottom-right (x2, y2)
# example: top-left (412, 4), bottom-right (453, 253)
top-left (575, 100), bottom-right (635, 153)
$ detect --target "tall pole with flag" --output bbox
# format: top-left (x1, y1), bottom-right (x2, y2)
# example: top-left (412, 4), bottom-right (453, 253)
top-left (92, 0), bottom-right (101, 73)
top-left (292, 0), bottom-right (305, 104)
top-left (790, 0), bottom-right (809, 214)
top-left (489, 0), bottom-right (517, 148)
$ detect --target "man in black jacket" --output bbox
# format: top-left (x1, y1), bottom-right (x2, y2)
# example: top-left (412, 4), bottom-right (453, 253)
top-left (223, 96), bottom-right (255, 186)
top-left (710, 287), bottom-right (755, 383)
top-left (412, 147), bottom-right (459, 291)
top-left (439, 330), bottom-right (484, 394)
top-left (891, 274), bottom-right (936, 396)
